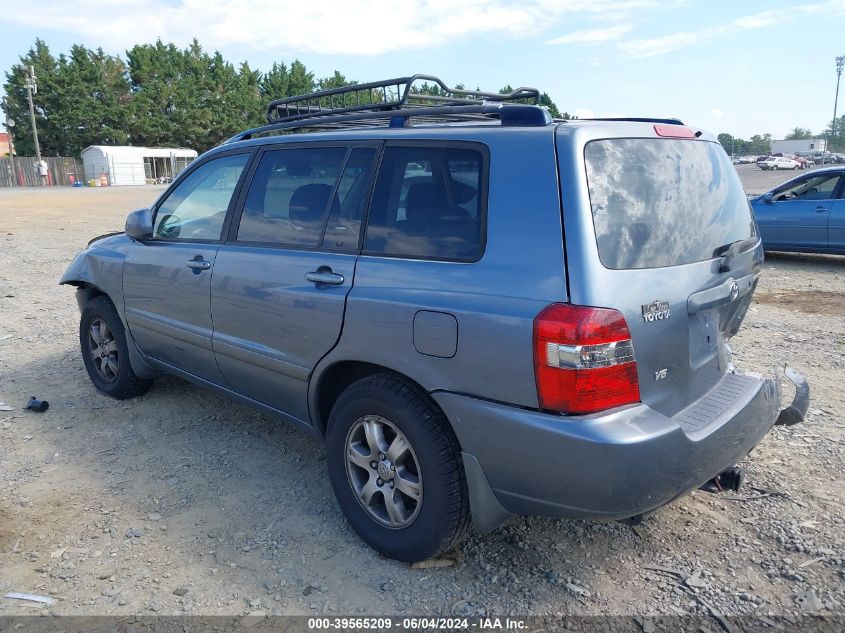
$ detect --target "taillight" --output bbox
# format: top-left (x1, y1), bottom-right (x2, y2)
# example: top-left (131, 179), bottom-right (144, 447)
top-left (533, 303), bottom-right (641, 414)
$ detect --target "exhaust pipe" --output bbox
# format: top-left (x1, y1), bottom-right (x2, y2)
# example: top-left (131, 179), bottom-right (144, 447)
top-left (699, 465), bottom-right (744, 493)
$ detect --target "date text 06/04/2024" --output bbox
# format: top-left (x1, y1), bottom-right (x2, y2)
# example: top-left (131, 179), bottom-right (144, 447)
top-left (306, 617), bottom-right (527, 630)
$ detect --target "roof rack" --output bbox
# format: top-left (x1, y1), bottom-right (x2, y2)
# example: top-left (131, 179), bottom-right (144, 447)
top-left (226, 74), bottom-right (549, 143)
top-left (267, 74), bottom-right (540, 123)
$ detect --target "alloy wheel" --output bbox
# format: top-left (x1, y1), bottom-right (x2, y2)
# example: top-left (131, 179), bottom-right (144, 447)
top-left (345, 415), bottom-right (423, 528)
top-left (87, 317), bottom-right (119, 383)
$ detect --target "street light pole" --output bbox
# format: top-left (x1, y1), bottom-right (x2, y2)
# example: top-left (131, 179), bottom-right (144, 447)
top-left (829, 55), bottom-right (845, 164)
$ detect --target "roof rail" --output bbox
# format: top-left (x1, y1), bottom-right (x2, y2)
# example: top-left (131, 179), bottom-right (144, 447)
top-left (266, 74), bottom-right (540, 124)
top-left (227, 102), bottom-right (551, 144)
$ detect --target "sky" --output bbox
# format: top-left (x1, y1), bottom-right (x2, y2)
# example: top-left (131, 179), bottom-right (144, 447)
top-left (1, 0), bottom-right (844, 140)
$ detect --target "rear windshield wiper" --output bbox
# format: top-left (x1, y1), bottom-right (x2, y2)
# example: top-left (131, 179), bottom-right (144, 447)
top-left (716, 237), bottom-right (759, 273)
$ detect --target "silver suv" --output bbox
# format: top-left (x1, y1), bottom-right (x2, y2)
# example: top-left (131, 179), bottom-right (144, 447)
top-left (62, 75), bottom-right (808, 562)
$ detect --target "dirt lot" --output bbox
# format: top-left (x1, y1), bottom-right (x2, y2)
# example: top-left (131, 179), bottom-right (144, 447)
top-left (0, 183), bottom-right (843, 621)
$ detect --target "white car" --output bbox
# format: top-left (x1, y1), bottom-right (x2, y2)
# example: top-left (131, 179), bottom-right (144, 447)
top-left (758, 157), bottom-right (800, 171)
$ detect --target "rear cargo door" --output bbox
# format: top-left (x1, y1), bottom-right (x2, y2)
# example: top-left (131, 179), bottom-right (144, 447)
top-left (557, 128), bottom-right (763, 417)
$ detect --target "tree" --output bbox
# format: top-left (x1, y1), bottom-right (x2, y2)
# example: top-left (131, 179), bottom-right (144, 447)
top-left (287, 60), bottom-right (315, 97)
top-left (717, 133), bottom-right (735, 155)
top-left (747, 133), bottom-right (772, 155)
top-left (317, 71), bottom-right (359, 107)
top-left (260, 61), bottom-right (290, 100)
top-left (3, 39), bottom-right (61, 156)
top-left (539, 93), bottom-right (564, 119)
top-left (785, 127), bottom-right (814, 140)
top-left (823, 115), bottom-right (845, 152)
top-left (126, 39), bottom-right (264, 151)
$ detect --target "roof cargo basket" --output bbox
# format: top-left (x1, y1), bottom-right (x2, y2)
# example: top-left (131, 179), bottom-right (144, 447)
top-left (228, 74), bottom-right (549, 143)
top-left (267, 74), bottom-right (539, 123)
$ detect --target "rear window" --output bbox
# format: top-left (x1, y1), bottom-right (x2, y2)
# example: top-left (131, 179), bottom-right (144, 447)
top-left (585, 138), bottom-right (755, 269)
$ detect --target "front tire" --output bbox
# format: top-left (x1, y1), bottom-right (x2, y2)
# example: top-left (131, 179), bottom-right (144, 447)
top-left (80, 295), bottom-right (152, 399)
top-left (326, 373), bottom-right (471, 562)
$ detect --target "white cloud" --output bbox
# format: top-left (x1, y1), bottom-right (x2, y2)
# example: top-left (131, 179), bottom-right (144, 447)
top-left (617, 1), bottom-right (845, 59)
top-left (710, 108), bottom-right (724, 118)
top-left (2, 0), bottom-right (838, 61)
top-left (547, 25), bottom-right (633, 45)
top-left (618, 31), bottom-right (701, 58)
top-left (729, 10), bottom-right (787, 30)
top-left (0, 0), bottom-right (680, 57)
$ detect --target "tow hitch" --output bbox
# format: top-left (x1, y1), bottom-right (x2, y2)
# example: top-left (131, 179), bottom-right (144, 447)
top-left (775, 367), bottom-right (810, 427)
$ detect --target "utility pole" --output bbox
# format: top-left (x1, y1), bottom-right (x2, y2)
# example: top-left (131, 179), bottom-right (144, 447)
top-left (25, 65), bottom-right (42, 165)
top-left (828, 55), bottom-right (845, 164)
top-left (2, 96), bottom-right (19, 186)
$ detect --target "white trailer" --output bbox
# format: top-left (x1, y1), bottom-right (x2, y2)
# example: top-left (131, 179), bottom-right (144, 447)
top-left (81, 146), bottom-right (198, 186)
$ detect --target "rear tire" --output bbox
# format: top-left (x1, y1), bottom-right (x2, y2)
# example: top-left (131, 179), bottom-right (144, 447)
top-left (80, 295), bottom-right (152, 399)
top-left (326, 373), bottom-right (471, 562)
top-left (772, 165), bottom-right (778, 170)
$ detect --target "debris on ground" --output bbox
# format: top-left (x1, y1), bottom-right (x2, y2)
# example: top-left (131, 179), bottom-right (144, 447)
top-left (4, 592), bottom-right (55, 606)
top-left (24, 396), bottom-right (49, 412)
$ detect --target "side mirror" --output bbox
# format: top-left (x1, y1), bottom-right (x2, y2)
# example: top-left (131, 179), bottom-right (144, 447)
top-left (762, 192), bottom-right (774, 204)
top-left (125, 208), bottom-right (153, 241)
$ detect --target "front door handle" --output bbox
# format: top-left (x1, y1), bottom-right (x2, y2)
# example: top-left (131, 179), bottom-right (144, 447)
top-left (815, 206), bottom-right (829, 212)
top-left (306, 270), bottom-right (344, 286)
top-left (186, 258), bottom-right (211, 270)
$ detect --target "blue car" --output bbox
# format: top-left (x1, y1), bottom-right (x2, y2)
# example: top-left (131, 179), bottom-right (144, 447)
top-left (750, 167), bottom-right (845, 254)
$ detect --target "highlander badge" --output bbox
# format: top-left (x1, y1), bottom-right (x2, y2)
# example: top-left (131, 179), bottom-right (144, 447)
top-left (642, 300), bottom-right (671, 322)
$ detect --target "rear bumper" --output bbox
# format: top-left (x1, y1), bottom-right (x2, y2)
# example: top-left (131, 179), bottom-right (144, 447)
top-left (435, 369), bottom-right (807, 531)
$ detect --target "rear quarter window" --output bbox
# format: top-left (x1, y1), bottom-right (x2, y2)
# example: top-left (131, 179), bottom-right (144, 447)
top-left (585, 138), bottom-right (756, 269)
top-left (364, 145), bottom-right (486, 261)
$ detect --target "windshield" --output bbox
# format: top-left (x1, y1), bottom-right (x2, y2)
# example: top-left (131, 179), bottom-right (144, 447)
top-left (585, 138), bottom-right (756, 270)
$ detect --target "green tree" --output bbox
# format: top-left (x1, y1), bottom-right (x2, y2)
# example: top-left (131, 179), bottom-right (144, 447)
top-left (260, 61), bottom-right (290, 100)
top-left (317, 71), bottom-right (359, 107)
top-left (3, 39), bottom-right (61, 156)
top-left (126, 39), bottom-right (263, 151)
top-left (747, 133), bottom-right (772, 155)
top-left (287, 60), bottom-right (315, 97)
top-left (51, 45), bottom-right (131, 154)
top-left (538, 93), bottom-right (563, 119)
top-left (824, 115), bottom-right (845, 152)
top-left (785, 127), bottom-right (814, 139)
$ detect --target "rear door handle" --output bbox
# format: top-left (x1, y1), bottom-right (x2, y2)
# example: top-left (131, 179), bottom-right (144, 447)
top-left (306, 270), bottom-right (344, 286)
top-left (186, 258), bottom-right (211, 270)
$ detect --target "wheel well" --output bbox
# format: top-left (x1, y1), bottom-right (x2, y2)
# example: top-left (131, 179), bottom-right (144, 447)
top-left (315, 362), bottom-right (433, 437)
top-left (68, 282), bottom-right (108, 311)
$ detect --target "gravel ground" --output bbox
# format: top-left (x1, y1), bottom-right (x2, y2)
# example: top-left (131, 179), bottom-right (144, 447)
top-left (0, 182), bottom-right (843, 621)
top-left (736, 163), bottom-right (829, 195)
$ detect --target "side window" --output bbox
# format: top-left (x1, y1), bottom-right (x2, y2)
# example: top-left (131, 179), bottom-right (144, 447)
top-left (154, 153), bottom-right (250, 240)
top-left (237, 147), bottom-right (346, 246)
top-left (776, 174), bottom-right (841, 201)
top-left (322, 147), bottom-right (378, 250)
top-left (364, 146), bottom-right (485, 261)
